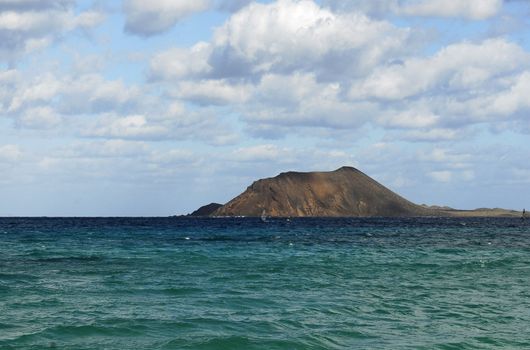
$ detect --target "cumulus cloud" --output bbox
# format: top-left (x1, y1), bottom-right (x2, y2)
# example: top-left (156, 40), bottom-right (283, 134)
top-left (149, 149), bottom-right (196, 165)
top-left (149, 42), bottom-right (213, 80)
top-left (400, 129), bottom-right (463, 142)
top-left (350, 38), bottom-right (529, 101)
top-left (58, 74), bottom-right (141, 114)
top-left (6, 71), bottom-right (61, 112)
top-left (378, 110), bottom-right (440, 129)
top-left (429, 170), bottom-right (453, 182)
top-left (428, 169), bottom-right (475, 183)
top-left (212, 0), bottom-right (411, 80)
top-left (0, 0), bottom-right (73, 11)
top-left (419, 70), bottom-right (530, 128)
top-left (322, 0), bottom-right (399, 16)
top-left (0, 63), bottom-right (241, 148)
top-left (489, 71), bottom-right (530, 115)
top-left (123, 0), bottom-right (209, 36)
top-left (216, 0), bottom-right (252, 12)
top-left (343, 38), bottom-right (530, 135)
top-left (324, 0), bottom-right (503, 20)
top-left (17, 106), bottom-right (61, 129)
top-left (146, 0), bottom-right (421, 137)
top-left (85, 114), bottom-right (169, 140)
top-left (226, 144), bottom-right (358, 174)
top-left (83, 108), bottom-right (239, 146)
top-left (124, 0), bottom-right (320, 36)
top-left (0, 0), bottom-right (104, 63)
top-left (240, 72), bottom-right (374, 135)
top-left (36, 141), bottom-right (198, 180)
top-left (5, 0), bottom-right (527, 146)
top-left (418, 148), bottom-right (472, 168)
top-left (0, 144), bottom-right (22, 162)
top-left (147, 1), bottom-right (530, 141)
top-left (400, 0), bottom-right (502, 20)
top-left (172, 79), bottom-right (252, 106)
top-left (150, 0), bottom-right (411, 81)
top-left (1, 69), bottom-right (145, 130)
top-left (232, 144), bottom-right (289, 162)
top-left (0, 69), bottom-right (19, 106)
top-left (63, 140), bottom-right (151, 159)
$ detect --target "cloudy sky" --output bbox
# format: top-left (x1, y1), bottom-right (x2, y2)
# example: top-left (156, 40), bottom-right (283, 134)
top-left (1, 0), bottom-right (530, 216)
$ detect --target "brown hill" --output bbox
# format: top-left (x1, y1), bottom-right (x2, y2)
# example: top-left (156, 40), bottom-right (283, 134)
top-left (212, 166), bottom-right (436, 217)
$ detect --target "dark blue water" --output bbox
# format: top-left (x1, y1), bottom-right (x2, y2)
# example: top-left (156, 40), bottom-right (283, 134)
top-left (1, 217), bottom-right (529, 349)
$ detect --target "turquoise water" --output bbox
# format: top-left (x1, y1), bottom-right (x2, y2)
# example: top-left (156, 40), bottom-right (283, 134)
top-left (1, 217), bottom-right (529, 349)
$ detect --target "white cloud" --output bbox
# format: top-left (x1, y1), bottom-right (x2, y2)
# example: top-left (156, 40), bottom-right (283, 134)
top-left (146, 3), bottom-right (530, 141)
top-left (0, 144), bottom-right (22, 162)
top-left (149, 42), bottom-right (213, 80)
top-left (0, 69), bottom-right (18, 109)
top-left (83, 109), bottom-right (239, 146)
top-left (58, 74), bottom-right (141, 114)
top-left (216, 0), bottom-right (252, 12)
top-left (400, 0), bottom-right (502, 20)
top-left (350, 38), bottom-right (529, 101)
top-left (7, 72), bottom-right (60, 112)
top-left (1, 69), bottom-right (147, 133)
top-left (429, 170), bottom-right (452, 182)
top-left (490, 71), bottom-right (530, 115)
top-left (172, 79), bottom-right (252, 106)
top-left (149, 149), bottom-right (196, 165)
top-left (378, 110), bottom-right (440, 129)
top-left (428, 169), bottom-right (476, 183)
top-left (342, 38), bottom-right (530, 137)
top-left (63, 140), bottom-right (151, 159)
top-left (401, 129), bottom-right (462, 142)
top-left (17, 106), bottom-right (61, 129)
top-left (229, 144), bottom-right (357, 170)
top-left (324, 0), bottom-right (503, 20)
top-left (431, 69), bottom-right (530, 123)
top-left (419, 148), bottom-right (471, 164)
top-left (323, 0), bottom-right (399, 16)
top-left (0, 10), bottom-right (59, 31)
top-left (123, 0), bottom-right (209, 36)
top-left (232, 144), bottom-right (286, 162)
top-left (213, 0), bottom-right (409, 78)
top-left (0, 1), bottom-right (104, 62)
top-left (74, 10), bottom-right (105, 28)
top-left (0, 65), bottom-right (239, 146)
top-left (241, 72), bottom-right (373, 133)
top-left (255, 73), bottom-right (329, 108)
top-left (0, 8), bottom-right (101, 32)
top-left (462, 170), bottom-right (476, 181)
top-left (86, 114), bottom-right (169, 140)
top-left (150, 0), bottom-right (410, 80)
top-left (0, 0), bottom-right (73, 10)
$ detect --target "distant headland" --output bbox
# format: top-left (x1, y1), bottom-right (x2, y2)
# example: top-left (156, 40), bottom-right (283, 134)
top-left (190, 167), bottom-right (522, 218)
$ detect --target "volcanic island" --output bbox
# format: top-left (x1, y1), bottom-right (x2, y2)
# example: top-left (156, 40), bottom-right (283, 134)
top-left (190, 167), bottom-right (522, 218)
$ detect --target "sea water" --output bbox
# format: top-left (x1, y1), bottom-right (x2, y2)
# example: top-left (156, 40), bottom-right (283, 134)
top-left (1, 217), bottom-right (529, 349)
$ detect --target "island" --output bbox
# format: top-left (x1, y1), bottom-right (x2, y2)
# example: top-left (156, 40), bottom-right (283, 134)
top-left (190, 167), bottom-right (522, 218)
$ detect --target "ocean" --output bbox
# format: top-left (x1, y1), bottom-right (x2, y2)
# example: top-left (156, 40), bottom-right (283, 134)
top-left (1, 217), bottom-right (529, 349)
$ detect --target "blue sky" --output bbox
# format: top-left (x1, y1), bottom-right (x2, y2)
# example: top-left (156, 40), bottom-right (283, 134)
top-left (1, 0), bottom-right (530, 216)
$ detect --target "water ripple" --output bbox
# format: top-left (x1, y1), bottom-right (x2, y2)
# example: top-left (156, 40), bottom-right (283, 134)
top-left (0, 217), bottom-right (529, 349)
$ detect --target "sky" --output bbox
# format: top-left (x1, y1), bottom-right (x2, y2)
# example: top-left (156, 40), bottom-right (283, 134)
top-left (1, 0), bottom-right (530, 216)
